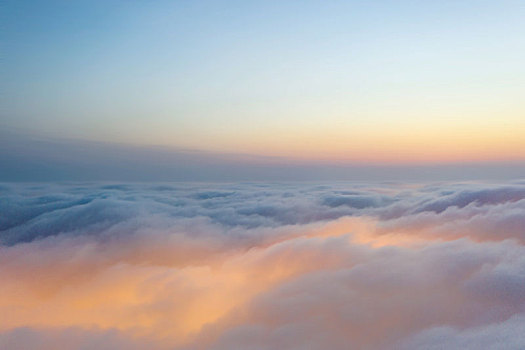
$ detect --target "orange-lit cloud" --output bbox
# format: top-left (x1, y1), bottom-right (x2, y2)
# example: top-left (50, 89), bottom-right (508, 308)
top-left (1, 182), bottom-right (524, 349)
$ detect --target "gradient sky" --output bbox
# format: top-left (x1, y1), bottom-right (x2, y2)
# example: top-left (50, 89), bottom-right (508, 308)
top-left (2, 0), bottom-right (525, 171)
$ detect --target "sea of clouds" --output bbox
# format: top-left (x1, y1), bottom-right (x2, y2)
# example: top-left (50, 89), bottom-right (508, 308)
top-left (1, 180), bottom-right (524, 349)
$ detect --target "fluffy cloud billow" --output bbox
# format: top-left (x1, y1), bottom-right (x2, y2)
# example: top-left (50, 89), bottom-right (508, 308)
top-left (1, 181), bottom-right (524, 349)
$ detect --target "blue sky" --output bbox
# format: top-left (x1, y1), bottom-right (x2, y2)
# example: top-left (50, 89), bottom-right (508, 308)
top-left (1, 0), bottom-right (525, 179)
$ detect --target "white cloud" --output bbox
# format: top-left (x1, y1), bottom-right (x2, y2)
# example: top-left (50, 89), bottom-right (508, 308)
top-left (0, 181), bottom-right (524, 349)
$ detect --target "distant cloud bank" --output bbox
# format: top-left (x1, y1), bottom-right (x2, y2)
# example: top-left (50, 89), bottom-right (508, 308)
top-left (1, 180), bottom-right (525, 349)
top-left (1, 130), bottom-right (525, 181)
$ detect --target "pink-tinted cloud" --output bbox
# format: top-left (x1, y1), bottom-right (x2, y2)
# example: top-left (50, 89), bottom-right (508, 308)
top-left (1, 181), bottom-right (524, 349)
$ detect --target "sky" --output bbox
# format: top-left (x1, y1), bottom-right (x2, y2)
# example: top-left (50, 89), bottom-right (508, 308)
top-left (2, 3), bottom-right (525, 348)
top-left (1, 0), bottom-right (525, 181)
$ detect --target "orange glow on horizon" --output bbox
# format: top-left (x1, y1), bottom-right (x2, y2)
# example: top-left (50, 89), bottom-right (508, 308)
top-left (141, 116), bottom-right (525, 165)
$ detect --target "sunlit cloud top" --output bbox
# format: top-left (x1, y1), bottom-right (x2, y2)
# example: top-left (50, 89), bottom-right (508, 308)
top-left (1, 181), bottom-right (525, 349)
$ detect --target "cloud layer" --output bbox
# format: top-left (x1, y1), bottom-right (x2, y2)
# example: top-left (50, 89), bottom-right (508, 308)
top-left (2, 130), bottom-right (525, 182)
top-left (1, 181), bottom-right (524, 349)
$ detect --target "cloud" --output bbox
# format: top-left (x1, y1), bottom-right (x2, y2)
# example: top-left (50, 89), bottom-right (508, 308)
top-left (2, 130), bottom-right (525, 182)
top-left (204, 239), bottom-right (525, 350)
top-left (376, 197), bottom-right (525, 243)
top-left (0, 181), bottom-right (524, 349)
top-left (400, 314), bottom-right (525, 350)
top-left (321, 193), bottom-right (395, 209)
top-left (0, 327), bottom-right (167, 350)
top-left (411, 186), bottom-right (525, 214)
